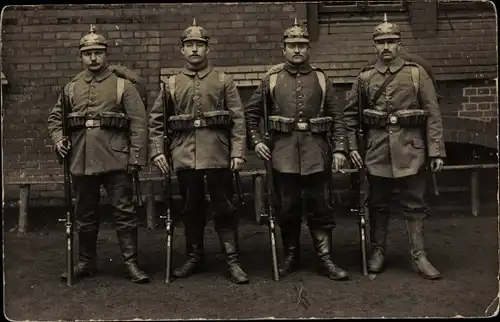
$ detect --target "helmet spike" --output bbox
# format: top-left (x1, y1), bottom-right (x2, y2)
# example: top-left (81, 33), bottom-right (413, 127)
top-left (89, 24), bottom-right (96, 33)
top-left (383, 13), bottom-right (388, 23)
top-left (293, 16), bottom-right (298, 27)
top-left (192, 17), bottom-right (197, 26)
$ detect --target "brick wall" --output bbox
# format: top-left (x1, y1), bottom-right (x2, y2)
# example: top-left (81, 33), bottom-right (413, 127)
top-left (1, 2), bottom-right (498, 204)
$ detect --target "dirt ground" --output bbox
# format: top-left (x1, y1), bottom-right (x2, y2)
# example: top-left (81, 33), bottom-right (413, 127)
top-left (3, 200), bottom-right (499, 320)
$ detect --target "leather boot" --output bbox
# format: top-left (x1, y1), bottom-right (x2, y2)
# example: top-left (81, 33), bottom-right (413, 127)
top-left (116, 229), bottom-right (149, 283)
top-left (368, 212), bottom-right (390, 273)
top-left (406, 219), bottom-right (441, 280)
top-left (217, 228), bottom-right (249, 284)
top-left (61, 230), bottom-right (98, 281)
top-left (278, 221), bottom-right (301, 277)
top-left (310, 228), bottom-right (349, 281)
top-left (173, 222), bottom-right (205, 278)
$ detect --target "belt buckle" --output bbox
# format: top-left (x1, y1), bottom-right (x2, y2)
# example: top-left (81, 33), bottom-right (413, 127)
top-left (85, 120), bottom-right (95, 127)
top-left (193, 119), bottom-right (201, 128)
top-left (297, 122), bottom-right (308, 131)
top-left (389, 115), bottom-right (398, 125)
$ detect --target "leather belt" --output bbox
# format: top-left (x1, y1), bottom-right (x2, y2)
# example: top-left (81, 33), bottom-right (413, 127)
top-left (293, 121), bottom-right (310, 131)
top-left (85, 119), bottom-right (101, 128)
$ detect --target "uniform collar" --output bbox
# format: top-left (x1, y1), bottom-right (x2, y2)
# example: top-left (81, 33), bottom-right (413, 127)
top-left (182, 62), bottom-right (213, 78)
top-left (284, 61), bottom-right (313, 75)
top-left (374, 56), bottom-right (405, 74)
top-left (82, 66), bottom-right (113, 82)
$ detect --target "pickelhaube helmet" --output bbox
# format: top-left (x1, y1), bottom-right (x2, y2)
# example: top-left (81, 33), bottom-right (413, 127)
top-left (373, 13), bottom-right (401, 41)
top-left (79, 25), bottom-right (107, 52)
top-left (181, 18), bottom-right (210, 43)
top-left (283, 17), bottom-right (310, 44)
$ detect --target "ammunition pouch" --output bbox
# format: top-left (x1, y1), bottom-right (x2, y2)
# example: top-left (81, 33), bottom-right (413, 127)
top-left (202, 110), bottom-right (232, 128)
top-left (309, 117), bottom-right (333, 133)
top-left (99, 111), bottom-right (130, 130)
top-left (268, 116), bottom-right (295, 133)
top-left (168, 114), bottom-right (194, 131)
top-left (362, 109), bottom-right (388, 128)
top-left (168, 110), bottom-right (232, 131)
top-left (394, 109), bottom-right (428, 127)
top-left (67, 112), bottom-right (87, 129)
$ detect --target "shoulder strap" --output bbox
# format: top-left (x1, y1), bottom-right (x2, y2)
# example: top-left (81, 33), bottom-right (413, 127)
top-left (168, 75), bottom-right (176, 106)
top-left (410, 65), bottom-right (420, 95)
top-left (68, 81), bottom-right (76, 107)
top-left (315, 70), bottom-right (327, 115)
top-left (217, 71), bottom-right (226, 109)
top-left (116, 77), bottom-right (125, 105)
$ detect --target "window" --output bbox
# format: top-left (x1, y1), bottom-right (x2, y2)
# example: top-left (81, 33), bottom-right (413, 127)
top-left (437, 0), bottom-right (495, 18)
top-left (318, 0), bottom-right (409, 23)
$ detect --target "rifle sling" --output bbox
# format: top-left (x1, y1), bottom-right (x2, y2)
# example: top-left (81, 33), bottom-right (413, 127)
top-left (370, 70), bottom-right (400, 106)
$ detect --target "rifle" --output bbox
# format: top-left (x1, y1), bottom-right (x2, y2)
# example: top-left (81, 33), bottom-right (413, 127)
top-left (351, 78), bottom-right (369, 276)
top-left (261, 79), bottom-right (280, 282)
top-left (234, 170), bottom-right (244, 206)
top-left (58, 86), bottom-right (75, 286)
top-left (158, 82), bottom-right (174, 284)
top-left (132, 171), bottom-right (144, 208)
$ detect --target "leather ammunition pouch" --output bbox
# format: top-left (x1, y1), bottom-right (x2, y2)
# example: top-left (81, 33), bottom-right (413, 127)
top-left (362, 109), bottom-right (388, 127)
top-left (268, 116), bottom-right (295, 133)
top-left (309, 117), bottom-right (333, 133)
top-left (394, 109), bottom-right (428, 126)
top-left (67, 112), bottom-right (86, 129)
top-left (168, 110), bottom-right (232, 131)
top-left (99, 111), bottom-right (130, 130)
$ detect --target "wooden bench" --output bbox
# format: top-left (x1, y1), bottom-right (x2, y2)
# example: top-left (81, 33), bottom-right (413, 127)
top-left (7, 163), bottom-right (497, 235)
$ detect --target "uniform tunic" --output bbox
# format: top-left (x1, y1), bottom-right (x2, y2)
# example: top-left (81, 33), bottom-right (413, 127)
top-left (244, 63), bottom-right (347, 176)
top-left (148, 64), bottom-right (246, 170)
top-left (344, 57), bottom-right (446, 178)
top-left (47, 66), bottom-right (148, 176)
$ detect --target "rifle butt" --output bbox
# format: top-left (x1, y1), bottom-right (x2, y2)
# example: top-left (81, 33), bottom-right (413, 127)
top-left (165, 229), bottom-right (173, 283)
top-left (360, 216), bottom-right (368, 276)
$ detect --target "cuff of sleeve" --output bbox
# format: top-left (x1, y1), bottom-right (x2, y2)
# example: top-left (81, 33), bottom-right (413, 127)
top-left (347, 133), bottom-right (358, 151)
top-left (128, 147), bottom-right (144, 166)
top-left (148, 138), bottom-right (164, 160)
top-left (248, 129), bottom-right (263, 150)
top-left (427, 139), bottom-right (446, 158)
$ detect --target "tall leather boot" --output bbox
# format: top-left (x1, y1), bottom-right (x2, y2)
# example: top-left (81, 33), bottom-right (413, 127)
top-left (217, 228), bottom-right (249, 284)
top-left (173, 221), bottom-right (205, 278)
top-left (116, 228), bottom-right (149, 283)
top-left (406, 219), bottom-right (441, 280)
top-left (368, 212), bottom-right (390, 273)
top-left (310, 228), bottom-right (349, 281)
top-left (61, 230), bottom-right (98, 281)
top-left (278, 221), bottom-right (301, 277)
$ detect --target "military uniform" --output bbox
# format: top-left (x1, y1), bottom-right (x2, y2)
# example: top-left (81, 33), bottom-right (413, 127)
top-left (47, 26), bottom-right (149, 283)
top-left (343, 15), bottom-right (446, 279)
top-left (148, 20), bottom-right (248, 284)
top-left (244, 19), bottom-right (349, 281)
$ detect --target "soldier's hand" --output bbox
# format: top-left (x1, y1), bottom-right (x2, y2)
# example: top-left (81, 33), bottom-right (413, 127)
top-left (332, 152), bottom-right (346, 172)
top-left (349, 150), bottom-right (364, 169)
top-left (127, 164), bottom-right (141, 174)
top-left (55, 138), bottom-right (71, 158)
top-left (255, 142), bottom-right (271, 160)
top-left (231, 157), bottom-right (245, 171)
top-left (430, 158), bottom-right (444, 172)
top-left (153, 154), bottom-right (170, 175)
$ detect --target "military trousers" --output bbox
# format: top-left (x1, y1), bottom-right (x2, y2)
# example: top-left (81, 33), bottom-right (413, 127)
top-left (367, 171), bottom-right (430, 220)
top-left (73, 170), bottom-right (138, 234)
top-left (273, 170), bottom-right (335, 230)
top-left (177, 168), bottom-right (238, 230)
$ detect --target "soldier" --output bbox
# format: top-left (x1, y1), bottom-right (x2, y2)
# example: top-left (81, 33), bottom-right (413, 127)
top-left (245, 19), bottom-right (349, 281)
top-left (344, 15), bottom-right (446, 279)
top-left (148, 19), bottom-right (249, 284)
top-left (47, 26), bottom-right (149, 283)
